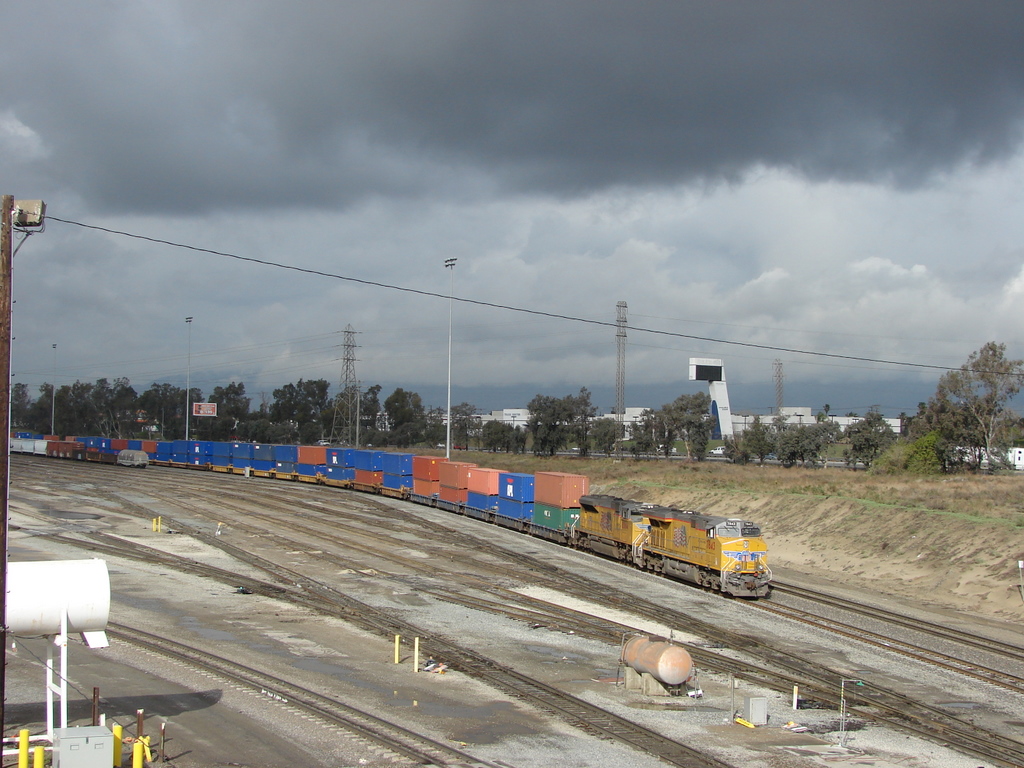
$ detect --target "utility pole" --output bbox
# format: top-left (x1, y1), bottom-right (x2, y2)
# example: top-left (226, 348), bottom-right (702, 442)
top-left (774, 359), bottom-right (784, 415)
top-left (0, 194), bottom-right (13, 737)
top-left (615, 301), bottom-right (627, 460)
top-left (0, 196), bottom-right (46, 737)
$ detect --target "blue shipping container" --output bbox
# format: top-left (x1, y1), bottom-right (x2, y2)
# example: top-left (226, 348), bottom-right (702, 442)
top-left (497, 497), bottom-right (534, 520)
top-left (127, 440), bottom-right (142, 451)
top-left (231, 443), bottom-right (254, 460)
top-left (325, 466), bottom-right (355, 481)
top-left (273, 444), bottom-right (299, 463)
top-left (381, 452), bottom-right (414, 476)
top-left (467, 491), bottom-right (498, 511)
top-left (210, 456), bottom-right (231, 467)
top-left (499, 472), bottom-right (535, 502)
top-left (276, 461), bottom-right (296, 473)
top-left (252, 444), bottom-right (275, 461)
top-left (297, 464), bottom-right (322, 477)
top-left (352, 450), bottom-right (383, 472)
top-left (382, 473), bottom-right (414, 490)
top-left (251, 459), bottom-right (275, 472)
top-left (210, 442), bottom-right (232, 457)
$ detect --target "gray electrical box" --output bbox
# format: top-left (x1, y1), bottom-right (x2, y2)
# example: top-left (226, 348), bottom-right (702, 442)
top-left (53, 726), bottom-right (113, 768)
top-left (743, 696), bottom-right (769, 726)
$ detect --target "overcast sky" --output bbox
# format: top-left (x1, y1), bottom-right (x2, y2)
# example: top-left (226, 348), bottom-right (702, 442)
top-left (3, 1), bottom-right (1023, 416)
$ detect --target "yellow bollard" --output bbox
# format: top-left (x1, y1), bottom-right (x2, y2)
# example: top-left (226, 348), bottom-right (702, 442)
top-left (18, 729), bottom-right (29, 768)
top-left (112, 723), bottom-right (123, 767)
top-left (132, 740), bottom-right (144, 768)
top-left (413, 637), bottom-right (420, 672)
top-left (33, 745), bottom-right (43, 768)
top-left (394, 634), bottom-right (401, 664)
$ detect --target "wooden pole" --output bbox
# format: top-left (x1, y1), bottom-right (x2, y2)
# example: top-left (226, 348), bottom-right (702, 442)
top-left (0, 195), bottom-right (14, 738)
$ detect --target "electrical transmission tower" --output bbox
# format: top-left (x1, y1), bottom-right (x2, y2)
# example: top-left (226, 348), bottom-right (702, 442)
top-left (774, 359), bottom-right (784, 414)
top-left (615, 301), bottom-right (627, 460)
top-left (330, 325), bottom-right (359, 444)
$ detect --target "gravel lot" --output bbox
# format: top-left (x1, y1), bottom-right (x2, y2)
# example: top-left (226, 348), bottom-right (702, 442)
top-left (4, 457), bottom-right (1016, 768)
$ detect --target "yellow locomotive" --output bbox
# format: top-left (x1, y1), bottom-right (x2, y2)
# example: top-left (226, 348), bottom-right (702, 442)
top-left (576, 494), bottom-right (770, 597)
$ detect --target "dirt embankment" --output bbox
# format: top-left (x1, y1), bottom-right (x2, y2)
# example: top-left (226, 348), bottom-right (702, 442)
top-left (461, 453), bottom-right (1024, 619)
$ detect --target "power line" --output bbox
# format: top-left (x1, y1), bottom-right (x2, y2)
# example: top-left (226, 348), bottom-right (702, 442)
top-left (47, 215), bottom-right (985, 376)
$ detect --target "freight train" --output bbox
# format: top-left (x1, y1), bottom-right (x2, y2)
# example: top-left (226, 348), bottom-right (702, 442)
top-left (9, 434), bottom-right (772, 598)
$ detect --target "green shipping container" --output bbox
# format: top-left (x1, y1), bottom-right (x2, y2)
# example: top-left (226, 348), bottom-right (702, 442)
top-left (533, 503), bottom-right (581, 532)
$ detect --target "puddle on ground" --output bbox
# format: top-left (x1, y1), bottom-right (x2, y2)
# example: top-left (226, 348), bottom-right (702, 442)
top-left (179, 616), bottom-right (238, 642)
top-left (523, 645), bottom-right (589, 663)
top-left (42, 510), bottom-right (101, 520)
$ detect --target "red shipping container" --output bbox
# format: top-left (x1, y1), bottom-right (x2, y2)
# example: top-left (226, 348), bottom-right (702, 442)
top-left (43, 434), bottom-right (59, 441)
top-left (354, 469), bottom-right (383, 485)
top-left (111, 439), bottom-right (129, 451)
top-left (413, 478), bottom-right (441, 496)
top-left (439, 485), bottom-right (468, 504)
top-left (465, 467), bottom-right (501, 496)
top-left (141, 440), bottom-right (158, 454)
top-left (534, 471), bottom-right (590, 509)
top-left (412, 455), bottom-right (442, 481)
top-left (297, 445), bottom-right (327, 465)
top-left (438, 461), bottom-right (476, 489)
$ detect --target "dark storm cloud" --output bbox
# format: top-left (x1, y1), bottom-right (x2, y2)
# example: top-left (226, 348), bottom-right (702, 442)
top-left (5, 1), bottom-right (1024, 214)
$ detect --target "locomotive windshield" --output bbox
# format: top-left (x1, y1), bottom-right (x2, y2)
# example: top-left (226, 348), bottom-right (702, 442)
top-left (717, 520), bottom-right (761, 537)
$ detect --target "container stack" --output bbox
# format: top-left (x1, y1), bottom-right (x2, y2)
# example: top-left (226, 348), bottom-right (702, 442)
top-left (465, 467), bottom-right (501, 511)
top-left (497, 472), bottom-right (535, 521)
top-left (171, 439), bottom-right (190, 464)
top-left (412, 455), bottom-right (441, 496)
top-left (209, 442), bottom-right (232, 469)
top-left (297, 445), bottom-right (327, 481)
top-left (251, 444), bottom-right (276, 474)
top-left (231, 442), bottom-right (254, 471)
top-left (324, 448), bottom-right (355, 484)
top-left (533, 471), bottom-right (589, 532)
top-left (155, 441), bottom-right (173, 462)
top-left (438, 461), bottom-right (476, 504)
top-left (353, 449), bottom-right (384, 485)
top-left (382, 452), bottom-right (414, 490)
top-left (274, 444), bottom-right (298, 475)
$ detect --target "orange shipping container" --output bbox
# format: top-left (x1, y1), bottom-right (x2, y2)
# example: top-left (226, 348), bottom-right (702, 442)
top-left (141, 440), bottom-right (158, 454)
top-left (534, 471), bottom-right (590, 509)
top-left (297, 445), bottom-right (327, 465)
top-left (412, 455), bottom-right (442, 481)
top-left (439, 485), bottom-right (468, 504)
top-left (413, 478), bottom-right (441, 496)
top-left (465, 467), bottom-right (501, 496)
top-left (438, 461), bottom-right (476, 489)
top-left (354, 469), bottom-right (383, 485)
top-left (111, 439), bottom-right (129, 451)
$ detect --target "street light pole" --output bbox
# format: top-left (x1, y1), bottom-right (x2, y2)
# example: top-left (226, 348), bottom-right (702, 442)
top-left (444, 258), bottom-right (457, 460)
top-left (185, 316), bottom-right (193, 440)
top-left (51, 343), bottom-right (56, 435)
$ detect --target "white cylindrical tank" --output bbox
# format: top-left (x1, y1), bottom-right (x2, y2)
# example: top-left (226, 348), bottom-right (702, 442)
top-left (6, 559), bottom-right (110, 638)
top-left (621, 636), bottom-right (694, 686)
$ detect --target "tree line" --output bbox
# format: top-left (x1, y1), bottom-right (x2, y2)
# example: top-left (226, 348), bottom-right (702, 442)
top-left (11, 342), bottom-right (1023, 473)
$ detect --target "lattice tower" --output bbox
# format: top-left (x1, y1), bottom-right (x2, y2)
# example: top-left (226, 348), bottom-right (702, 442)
top-left (615, 301), bottom-right (627, 460)
top-left (774, 359), bottom-right (784, 414)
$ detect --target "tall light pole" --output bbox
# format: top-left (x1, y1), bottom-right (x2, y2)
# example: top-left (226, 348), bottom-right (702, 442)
top-left (444, 258), bottom-right (457, 460)
top-left (50, 343), bottom-right (56, 435)
top-left (185, 316), bottom-right (193, 440)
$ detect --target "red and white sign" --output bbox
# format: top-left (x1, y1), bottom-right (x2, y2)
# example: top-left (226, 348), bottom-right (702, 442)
top-left (192, 403), bottom-right (217, 417)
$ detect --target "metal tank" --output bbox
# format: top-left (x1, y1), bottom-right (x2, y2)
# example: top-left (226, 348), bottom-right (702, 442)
top-left (621, 636), bottom-right (694, 686)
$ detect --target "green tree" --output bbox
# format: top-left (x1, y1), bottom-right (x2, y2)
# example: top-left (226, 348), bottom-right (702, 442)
top-left (567, 388), bottom-right (598, 456)
top-left (271, 378), bottom-right (331, 443)
top-left (931, 342), bottom-right (1023, 468)
top-left (138, 382), bottom-right (186, 440)
top-left (630, 409), bottom-right (658, 457)
top-left (208, 381), bottom-right (250, 440)
top-left (844, 410), bottom-right (896, 468)
top-left (527, 394), bottom-right (574, 456)
top-left (663, 392), bottom-right (716, 459)
top-left (10, 382), bottom-right (33, 430)
top-left (383, 388), bottom-right (426, 447)
top-left (590, 418), bottom-right (619, 456)
top-left (743, 416), bottom-right (774, 464)
top-left (449, 402), bottom-right (480, 449)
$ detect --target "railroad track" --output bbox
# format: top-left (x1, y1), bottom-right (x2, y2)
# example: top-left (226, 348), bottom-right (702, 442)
top-left (107, 623), bottom-right (501, 768)
top-left (14, 457), bottom-right (1024, 766)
